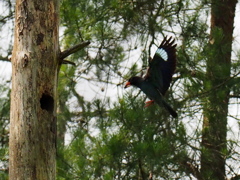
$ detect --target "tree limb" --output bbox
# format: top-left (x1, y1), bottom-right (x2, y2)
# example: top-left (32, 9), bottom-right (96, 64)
top-left (229, 95), bottom-right (240, 99)
top-left (230, 175), bottom-right (240, 180)
top-left (0, 55), bottom-right (11, 62)
top-left (60, 41), bottom-right (90, 59)
top-left (62, 59), bottom-right (76, 66)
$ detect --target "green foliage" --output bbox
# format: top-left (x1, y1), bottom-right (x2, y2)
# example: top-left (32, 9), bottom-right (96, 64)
top-left (0, 81), bottom-right (10, 178)
top-left (57, 0), bottom-right (240, 179)
top-left (57, 93), bottom-right (189, 179)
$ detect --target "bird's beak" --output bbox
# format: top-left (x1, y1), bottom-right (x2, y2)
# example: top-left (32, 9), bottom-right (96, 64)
top-left (124, 82), bottom-right (131, 88)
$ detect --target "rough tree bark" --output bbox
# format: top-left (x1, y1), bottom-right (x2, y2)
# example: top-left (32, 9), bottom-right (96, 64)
top-left (201, 0), bottom-right (237, 179)
top-left (9, 0), bottom-right (59, 179)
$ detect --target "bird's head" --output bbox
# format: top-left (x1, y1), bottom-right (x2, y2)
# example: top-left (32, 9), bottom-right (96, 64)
top-left (124, 76), bottom-right (143, 88)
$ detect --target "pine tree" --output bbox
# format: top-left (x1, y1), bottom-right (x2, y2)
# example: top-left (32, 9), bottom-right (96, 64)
top-left (201, 0), bottom-right (238, 179)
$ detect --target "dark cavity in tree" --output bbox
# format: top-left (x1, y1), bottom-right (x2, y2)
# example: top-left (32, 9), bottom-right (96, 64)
top-left (40, 93), bottom-right (54, 113)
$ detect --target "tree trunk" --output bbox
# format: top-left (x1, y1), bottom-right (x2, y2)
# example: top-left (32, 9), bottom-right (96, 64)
top-left (9, 0), bottom-right (59, 179)
top-left (201, 0), bottom-right (237, 179)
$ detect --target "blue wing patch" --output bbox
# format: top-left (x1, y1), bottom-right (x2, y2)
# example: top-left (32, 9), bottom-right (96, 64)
top-left (155, 48), bottom-right (168, 61)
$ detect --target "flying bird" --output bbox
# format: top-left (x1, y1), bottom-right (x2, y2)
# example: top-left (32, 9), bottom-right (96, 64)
top-left (125, 36), bottom-right (177, 118)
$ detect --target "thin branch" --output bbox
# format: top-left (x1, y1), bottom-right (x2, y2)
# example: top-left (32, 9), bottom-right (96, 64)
top-left (230, 175), bottom-right (240, 180)
top-left (0, 55), bottom-right (11, 62)
top-left (229, 95), bottom-right (240, 99)
top-left (60, 41), bottom-right (90, 59)
top-left (62, 59), bottom-right (76, 66)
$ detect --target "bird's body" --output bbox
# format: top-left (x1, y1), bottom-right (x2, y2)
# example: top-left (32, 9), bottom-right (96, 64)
top-left (125, 37), bottom-right (177, 118)
top-left (128, 77), bottom-right (160, 102)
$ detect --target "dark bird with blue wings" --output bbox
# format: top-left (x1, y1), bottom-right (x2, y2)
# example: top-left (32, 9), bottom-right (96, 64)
top-left (125, 37), bottom-right (178, 118)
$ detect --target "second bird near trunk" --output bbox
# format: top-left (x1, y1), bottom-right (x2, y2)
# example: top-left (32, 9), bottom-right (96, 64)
top-left (125, 36), bottom-right (178, 118)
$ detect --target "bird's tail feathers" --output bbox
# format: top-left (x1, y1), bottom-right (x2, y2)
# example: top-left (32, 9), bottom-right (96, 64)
top-left (156, 98), bottom-right (178, 118)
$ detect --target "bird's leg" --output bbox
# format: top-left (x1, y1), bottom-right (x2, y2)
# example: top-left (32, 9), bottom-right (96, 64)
top-left (144, 100), bottom-right (155, 107)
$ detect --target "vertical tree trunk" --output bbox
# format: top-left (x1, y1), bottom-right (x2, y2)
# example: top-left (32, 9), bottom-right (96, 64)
top-left (9, 0), bottom-right (59, 179)
top-left (201, 0), bottom-right (237, 179)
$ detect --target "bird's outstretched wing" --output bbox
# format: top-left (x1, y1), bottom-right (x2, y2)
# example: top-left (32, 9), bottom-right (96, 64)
top-left (144, 36), bottom-right (177, 95)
